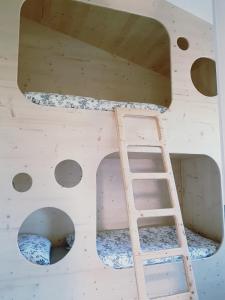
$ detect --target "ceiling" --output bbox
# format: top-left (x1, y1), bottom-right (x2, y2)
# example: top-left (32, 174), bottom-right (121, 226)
top-left (21, 0), bottom-right (171, 78)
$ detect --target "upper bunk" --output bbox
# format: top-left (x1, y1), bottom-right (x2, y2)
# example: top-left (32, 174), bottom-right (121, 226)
top-left (18, 0), bottom-right (217, 113)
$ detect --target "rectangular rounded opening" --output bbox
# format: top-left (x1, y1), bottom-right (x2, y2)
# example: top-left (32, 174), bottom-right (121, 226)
top-left (96, 152), bottom-right (222, 271)
top-left (19, 0), bottom-right (171, 109)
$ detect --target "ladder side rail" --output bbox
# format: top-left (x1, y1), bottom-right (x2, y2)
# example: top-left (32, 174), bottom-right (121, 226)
top-left (157, 117), bottom-right (197, 297)
top-left (115, 110), bottom-right (148, 300)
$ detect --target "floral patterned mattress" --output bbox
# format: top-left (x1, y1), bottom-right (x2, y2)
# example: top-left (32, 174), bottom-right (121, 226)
top-left (69, 226), bottom-right (219, 269)
top-left (18, 234), bottom-right (51, 265)
top-left (18, 226), bottom-right (219, 267)
top-left (25, 92), bottom-right (167, 113)
top-left (98, 226), bottom-right (219, 268)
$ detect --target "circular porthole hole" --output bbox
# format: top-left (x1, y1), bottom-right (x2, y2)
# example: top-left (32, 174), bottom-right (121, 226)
top-left (17, 207), bottom-right (75, 265)
top-left (12, 173), bottom-right (32, 192)
top-left (191, 57), bottom-right (217, 97)
top-left (55, 159), bottom-right (82, 188)
top-left (177, 37), bottom-right (189, 50)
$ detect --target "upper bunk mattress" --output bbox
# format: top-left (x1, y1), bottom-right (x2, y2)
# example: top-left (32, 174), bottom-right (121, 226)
top-left (25, 92), bottom-right (167, 112)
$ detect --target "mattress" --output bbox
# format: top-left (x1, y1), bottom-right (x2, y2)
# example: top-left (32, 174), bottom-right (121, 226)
top-left (25, 92), bottom-right (167, 113)
top-left (18, 226), bottom-right (219, 267)
top-left (95, 226), bottom-right (219, 269)
top-left (18, 234), bottom-right (51, 265)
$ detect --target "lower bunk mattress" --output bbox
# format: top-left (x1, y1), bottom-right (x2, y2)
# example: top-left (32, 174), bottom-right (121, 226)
top-left (18, 225), bottom-right (219, 268)
top-left (95, 226), bottom-right (218, 269)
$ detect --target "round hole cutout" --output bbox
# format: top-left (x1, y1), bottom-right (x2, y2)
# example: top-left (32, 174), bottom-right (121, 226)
top-left (177, 37), bottom-right (189, 50)
top-left (17, 207), bottom-right (75, 265)
top-left (55, 159), bottom-right (82, 188)
top-left (191, 57), bottom-right (217, 97)
top-left (12, 173), bottom-right (32, 192)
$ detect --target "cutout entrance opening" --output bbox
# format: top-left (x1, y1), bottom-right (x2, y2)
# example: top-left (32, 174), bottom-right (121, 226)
top-left (19, 0), bottom-right (172, 109)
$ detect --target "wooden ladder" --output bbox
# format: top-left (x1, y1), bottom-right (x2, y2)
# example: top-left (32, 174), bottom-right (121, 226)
top-left (115, 108), bottom-right (198, 300)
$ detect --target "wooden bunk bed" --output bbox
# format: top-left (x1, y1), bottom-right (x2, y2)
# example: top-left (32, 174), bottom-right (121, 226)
top-left (0, 0), bottom-right (223, 299)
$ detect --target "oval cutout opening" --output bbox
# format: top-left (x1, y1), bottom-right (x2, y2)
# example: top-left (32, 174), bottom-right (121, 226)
top-left (191, 57), bottom-right (217, 97)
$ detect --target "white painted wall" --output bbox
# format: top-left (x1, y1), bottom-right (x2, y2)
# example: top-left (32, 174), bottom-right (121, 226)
top-left (214, 0), bottom-right (225, 205)
top-left (167, 0), bottom-right (213, 23)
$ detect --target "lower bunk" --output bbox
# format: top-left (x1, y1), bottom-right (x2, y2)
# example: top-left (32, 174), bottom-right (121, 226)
top-left (18, 225), bottom-right (218, 267)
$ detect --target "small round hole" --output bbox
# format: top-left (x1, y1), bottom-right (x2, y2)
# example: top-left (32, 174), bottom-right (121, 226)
top-left (55, 159), bottom-right (82, 188)
top-left (177, 37), bottom-right (189, 50)
top-left (12, 173), bottom-right (32, 192)
top-left (17, 207), bottom-right (75, 265)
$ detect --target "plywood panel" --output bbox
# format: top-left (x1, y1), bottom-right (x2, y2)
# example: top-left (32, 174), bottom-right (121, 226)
top-left (181, 156), bottom-right (223, 241)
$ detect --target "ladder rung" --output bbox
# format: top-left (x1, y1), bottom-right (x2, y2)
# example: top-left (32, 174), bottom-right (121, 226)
top-left (127, 143), bottom-right (162, 153)
top-left (137, 208), bottom-right (175, 219)
top-left (128, 145), bottom-right (162, 153)
top-left (138, 248), bottom-right (183, 260)
top-left (153, 292), bottom-right (194, 300)
top-left (131, 173), bottom-right (169, 180)
top-left (116, 108), bottom-right (160, 118)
